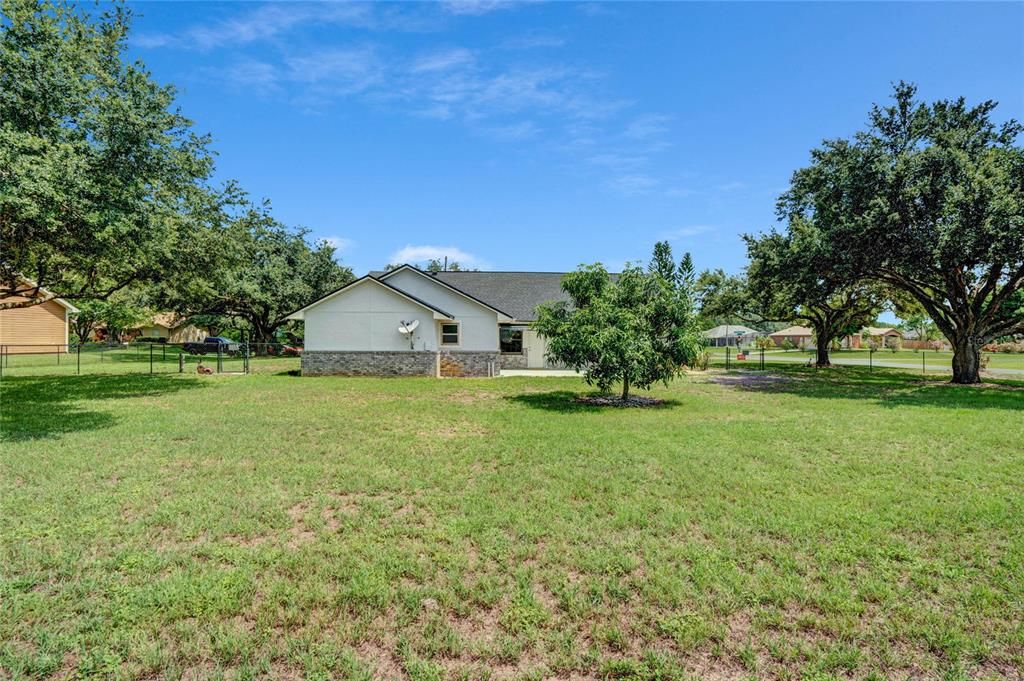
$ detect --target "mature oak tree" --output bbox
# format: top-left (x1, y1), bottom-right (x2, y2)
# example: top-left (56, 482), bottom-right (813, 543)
top-left (744, 222), bottom-right (885, 367)
top-left (159, 202), bottom-right (354, 345)
top-left (535, 242), bottom-right (702, 401)
top-left (781, 83), bottom-right (1024, 383)
top-left (0, 0), bottom-right (230, 309)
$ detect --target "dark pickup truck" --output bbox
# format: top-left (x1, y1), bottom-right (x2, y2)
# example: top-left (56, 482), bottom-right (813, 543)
top-left (182, 336), bottom-right (240, 355)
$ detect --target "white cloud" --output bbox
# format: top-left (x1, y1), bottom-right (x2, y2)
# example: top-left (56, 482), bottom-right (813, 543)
top-left (624, 114), bottom-right (670, 141)
top-left (322, 236), bottom-right (353, 252)
top-left (501, 33), bottom-right (566, 50)
top-left (441, 0), bottom-right (517, 16)
top-left (716, 181), bottom-right (747, 192)
top-left (484, 121), bottom-right (541, 140)
top-left (390, 245), bottom-right (487, 268)
top-left (137, 3), bottom-right (676, 198)
top-left (223, 59), bottom-right (280, 93)
top-left (136, 4), bottom-right (376, 51)
top-left (412, 48), bottom-right (476, 73)
top-left (607, 174), bottom-right (659, 195)
top-left (285, 47), bottom-right (383, 89)
top-left (662, 225), bottom-right (714, 240)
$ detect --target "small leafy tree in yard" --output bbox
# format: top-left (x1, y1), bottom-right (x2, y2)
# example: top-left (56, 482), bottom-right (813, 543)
top-left (754, 336), bottom-right (774, 350)
top-left (534, 242), bottom-right (702, 401)
top-left (885, 335), bottom-right (901, 353)
top-left (781, 338), bottom-right (796, 352)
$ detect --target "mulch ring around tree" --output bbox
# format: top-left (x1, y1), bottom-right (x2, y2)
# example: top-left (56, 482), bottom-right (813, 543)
top-left (574, 395), bottom-right (666, 408)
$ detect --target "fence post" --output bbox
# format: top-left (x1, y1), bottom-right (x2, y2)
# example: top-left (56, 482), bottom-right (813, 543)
top-left (150, 343), bottom-right (154, 374)
top-left (56, 344), bottom-right (60, 366)
top-left (922, 352), bottom-right (925, 377)
top-left (760, 347), bottom-right (765, 371)
top-left (0, 345), bottom-right (4, 379)
top-left (217, 345), bottom-right (223, 374)
top-left (244, 340), bottom-right (250, 374)
top-left (725, 345), bottom-right (730, 370)
top-left (77, 343), bottom-right (82, 375)
top-left (178, 353), bottom-right (184, 373)
top-left (869, 347), bottom-right (873, 373)
top-left (162, 344), bottom-right (166, 363)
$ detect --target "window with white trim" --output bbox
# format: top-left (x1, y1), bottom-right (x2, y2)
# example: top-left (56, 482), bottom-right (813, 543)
top-left (440, 323), bottom-right (460, 346)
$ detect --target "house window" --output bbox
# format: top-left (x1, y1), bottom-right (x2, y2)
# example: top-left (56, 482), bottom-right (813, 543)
top-left (441, 323), bottom-right (460, 346)
top-left (500, 326), bottom-right (524, 354)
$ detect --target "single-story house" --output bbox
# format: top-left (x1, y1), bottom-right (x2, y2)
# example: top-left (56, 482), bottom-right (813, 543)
top-left (0, 283), bottom-right (79, 354)
top-left (769, 325), bottom-right (814, 348)
top-left (703, 324), bottom-right (763, 347)
top-left (862, 326), bottom-right (902, 342)
top-left (286, 265), bottom-right (573, 377)
top-left (129, 313), bottom-right (207, 344)
top-left (769, 325), bottom-right (861, 349)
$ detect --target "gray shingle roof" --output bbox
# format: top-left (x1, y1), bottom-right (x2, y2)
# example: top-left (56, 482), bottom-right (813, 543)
top-left (371, 270), bottom-right (571, 322)
top-left (431, 271), bottom-right (571, 322)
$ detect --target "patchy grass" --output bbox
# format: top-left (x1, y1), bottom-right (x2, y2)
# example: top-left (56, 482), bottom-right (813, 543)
top-left (1, 366), bottom-right (1022, 679)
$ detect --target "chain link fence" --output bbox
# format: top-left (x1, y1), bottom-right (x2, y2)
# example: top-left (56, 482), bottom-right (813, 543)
top-left (705, 344), bottom-right (1024, 377)
top-left (0, 342), bottom-right (302, 378)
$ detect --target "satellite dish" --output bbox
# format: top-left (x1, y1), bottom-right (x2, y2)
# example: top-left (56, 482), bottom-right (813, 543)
top-left (398, 320), bottom-right (419, 335)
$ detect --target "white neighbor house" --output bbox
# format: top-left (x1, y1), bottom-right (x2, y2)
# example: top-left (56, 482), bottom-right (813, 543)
top-left (286, 265), bottom-right (570, 377)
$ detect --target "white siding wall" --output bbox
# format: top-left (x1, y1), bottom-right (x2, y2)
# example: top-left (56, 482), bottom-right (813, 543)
top-left (384, 270), bottom-right (499, 351)
top-left (303, 281), bottom-right (439, 352)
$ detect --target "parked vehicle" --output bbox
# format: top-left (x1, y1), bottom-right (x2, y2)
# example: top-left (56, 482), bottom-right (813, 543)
top-left (182, 336), bottom-right (240, 355)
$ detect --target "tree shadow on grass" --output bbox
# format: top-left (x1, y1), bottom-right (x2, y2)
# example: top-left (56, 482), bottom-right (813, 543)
top-left (708, 366), bottom-right (1024, 411)
top-left (0, 374), bottom-right (208, 442)
top-left (507, 390), bottom-right (683, 413)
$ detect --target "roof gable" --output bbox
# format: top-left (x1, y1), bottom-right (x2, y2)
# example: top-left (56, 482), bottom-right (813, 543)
top-left (285, 275), bottom-right (454, 321)
top-left (379, 265), bottom-right (514, 320)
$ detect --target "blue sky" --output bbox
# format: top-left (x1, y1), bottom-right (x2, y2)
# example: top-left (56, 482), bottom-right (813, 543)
top-left (127, 1), bottom-right (1024, 277)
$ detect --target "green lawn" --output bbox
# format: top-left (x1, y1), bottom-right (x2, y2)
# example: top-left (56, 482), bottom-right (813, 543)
top-left (2, 365), bottom-right (1023, 680)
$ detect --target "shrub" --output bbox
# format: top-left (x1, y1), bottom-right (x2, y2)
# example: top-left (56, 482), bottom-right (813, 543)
top-left (690, 349), bottom-right (711, 371)
top-left (781, 339), bottom-right (796, 352)
top-left (754, 336), bottom-right (774, 350)
top-left (981, 341), bottom-right (1024, 353)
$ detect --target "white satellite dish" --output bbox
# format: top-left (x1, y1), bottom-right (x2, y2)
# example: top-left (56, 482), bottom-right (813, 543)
top-left (398, 320), bottom-right (419, 349)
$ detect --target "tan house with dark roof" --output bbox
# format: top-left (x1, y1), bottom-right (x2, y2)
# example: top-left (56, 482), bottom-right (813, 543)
top-left (130, 313), bottom-right (207, 344)
top-left (0, 287), bottom-right (79, 354)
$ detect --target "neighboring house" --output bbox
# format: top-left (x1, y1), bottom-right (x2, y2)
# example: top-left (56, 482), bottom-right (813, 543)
top-left (286, 265), bottom-right (574, 377)
top-left (768, 325), bottom-right (861, 349)
top-left (0, 285), bottom-right (79, 354)
top-left (130, 313), bottom-right (208, 344)
top-left (862, 326), bottom-right (902, 343)
top-left (703, 324), bottom-right (763, 347)
top-left (769, 325), bottom-right (814, 348)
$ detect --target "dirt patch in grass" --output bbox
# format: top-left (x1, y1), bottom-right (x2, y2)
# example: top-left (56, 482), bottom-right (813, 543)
top-left (417, 421), bottom-right (491, 439)
top-left (708, 373), bottom-right (797, 388)
top-left (575, 395), bottom-right (666, 408)
top-left (446, 390), bottom-right (500, 404)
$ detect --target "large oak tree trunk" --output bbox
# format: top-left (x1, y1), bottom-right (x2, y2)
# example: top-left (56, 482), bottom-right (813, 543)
top-left (951, 338), bottom-right (982, 384)
top-left (811, 323), bottom-right (834, 367)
